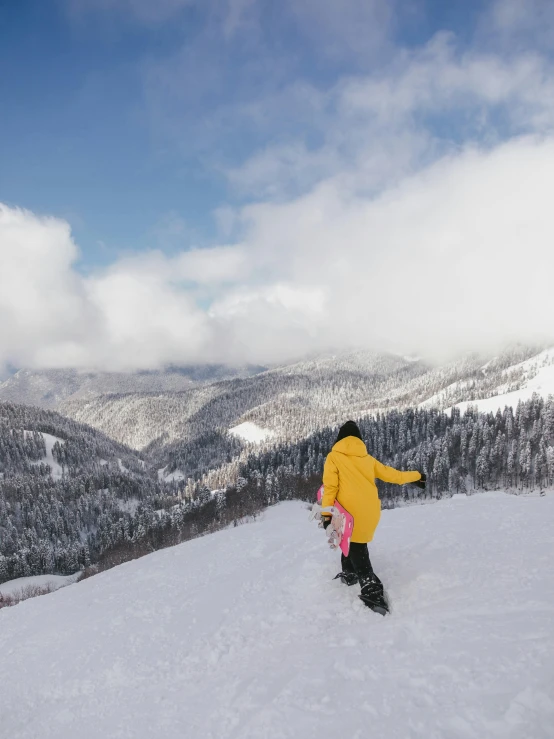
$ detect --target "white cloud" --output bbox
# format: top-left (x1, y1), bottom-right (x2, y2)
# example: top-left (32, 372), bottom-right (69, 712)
top-left (224, 135), bottom-right (554, 361)
top-left (85, 261), bottom-right (211, 368)
top-left (208, 284), bottom-right (328, 364)
top-left (173, 246), bottom-right (247, 284)
top-left (337, 34), bottom-right (554, 123)
top-left (139, 0), bottom-right (392, 169)
top-left (7, 5), bottom-right (554, 370)
top-left (0, 210), bottom-right (247, 371)
top-left (0, 208), bottom-right (215, 371)
top-left (222, 0), bottom-right (258, 38)
top-left (0, 205), bottom-right (96, 370)
top-left (285, 0), bottom-right (393, 62)
top-left (227, 33), bottom-right (554, 200)
top-left (225, 142), bottom-right (343, 199)
top-left (3, 134), bottom-right (554, 371)
top-left (68, 0), bottom-right (391, 53)
top-left (482, 0), bottom-right (554, 49)
top-left (66, 0), bottom-right (194, 24)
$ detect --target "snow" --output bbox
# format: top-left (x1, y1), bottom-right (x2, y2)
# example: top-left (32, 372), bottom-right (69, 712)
top-left (165, 470), bottom-right (185, 482)
top-left (229, 421), bottom-right (276, 444)
top-left (27, 431), bottom-right (65, 479)
top-left (481, 357), bottom-right (496, 373)
top-left (0, 573), bottom-right (78, 597)
top-left (118, 498), bottom-right (140, 515)
top-left (421, 348), bottom-right (554, 415)
top-left (419, 378), bottom-right (472, 410)
top-left (514, 346), bottom-right (554, 374)
top-left (117, 458), bottom-right (129, 473)
top-left (450, 361), bottom-right (554, 416)
top-left (157, 466), bottom-right (185, 483)
top-left (1, 493), bottom-right (554, 738)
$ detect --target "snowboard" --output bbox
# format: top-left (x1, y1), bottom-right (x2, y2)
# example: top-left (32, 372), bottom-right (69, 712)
top-left (359, 574), bottom-right (389, 616)
top-left (360, 597), bottom-right (389, 617)
top-left (316, 485), bottom-right (354, 557)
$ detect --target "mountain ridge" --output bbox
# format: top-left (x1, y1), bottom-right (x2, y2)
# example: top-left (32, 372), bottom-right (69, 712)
top-left (0, 364), bottom-right (269, 410)
top-left (58, 345), bottom-right (551, 454)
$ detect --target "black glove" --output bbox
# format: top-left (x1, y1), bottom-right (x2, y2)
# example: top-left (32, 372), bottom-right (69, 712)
top-left (414, 472), bottom-right (426, 490)
top-left (322, 516), bottom-right (331, 530)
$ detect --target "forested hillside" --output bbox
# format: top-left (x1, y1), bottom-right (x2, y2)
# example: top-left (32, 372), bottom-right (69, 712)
top-left (235, 395), bottom-right (554, 507)
top-left (59, 346), bottom-right (548, 460)
top-left (0, 402), bottom-right (144, 477)
top-left (0, 364), bottom-right (266, 410)
top-left (148, 346), bottom-right (554, 490)
top-left (59, 351), bottom-right (430, 450)
top-left (6, 393), bottom-right (552, 587)
top-left (0, 403), bottom-right (162, 582)
top-left (2, 346), bottom-right (554, 587)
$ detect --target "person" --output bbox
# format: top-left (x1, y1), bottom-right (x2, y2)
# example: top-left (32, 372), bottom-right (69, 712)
top-left (321, 420), bottom-right (425, 613)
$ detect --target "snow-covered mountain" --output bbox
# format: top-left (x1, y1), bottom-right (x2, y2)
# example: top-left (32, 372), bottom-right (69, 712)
top-left (2, 343), bottom-right (553, 576)
top-left (1, 494), bottom-right (553, 739)
top-left (64, 346), bottom-right (549, 451)
top-left (56, 350), bottom-right (427, 450)
top-left (0, 364), bottom-right (266, 410)
top-left (0, 402), bottom-right (166, 580)
top-left (4, 343), bottom-right (549, 501)
top-left (0, 402), bottom-right (145, 478)
top-left (446, 348), bottom-right (554, 414)
top-left (2, 346), bottom-right (550, 456)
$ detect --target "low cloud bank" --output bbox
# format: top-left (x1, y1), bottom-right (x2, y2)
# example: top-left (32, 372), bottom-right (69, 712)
top-left (2, 135), bottom-right (554, 371)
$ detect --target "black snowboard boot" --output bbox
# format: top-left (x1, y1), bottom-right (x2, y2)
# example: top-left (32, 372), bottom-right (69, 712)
top-left (359, 574), bottom-right (389, 616)
top-left (334, 571), bottom-right (359, 586)
top-left (336, 552), bottom-right (359, 585)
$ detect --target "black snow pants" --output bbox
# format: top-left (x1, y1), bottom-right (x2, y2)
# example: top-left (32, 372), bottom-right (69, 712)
top-left (341, 543), bottom-right (374, 581)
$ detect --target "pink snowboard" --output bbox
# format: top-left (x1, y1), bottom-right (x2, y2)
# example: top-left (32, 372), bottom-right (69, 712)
top-left (317, 485), bottom-right (354, 557)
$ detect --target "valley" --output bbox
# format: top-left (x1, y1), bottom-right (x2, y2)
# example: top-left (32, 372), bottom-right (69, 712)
top-left (2, 344), bottom-right (554, 589)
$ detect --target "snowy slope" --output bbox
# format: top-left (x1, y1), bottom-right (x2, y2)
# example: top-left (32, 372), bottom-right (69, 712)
top-left (1, 495), bottom-right (554, 739)
top-left (229, 421), bottom-right (276, 444)
top-left (0, 573), bottom-right (78, 597)
top-left (157, 466), bottom-right (185, 483)
top-left (27, 431), bottom-right (65, 479)
top-left (450, 349), bottom-right (554, 415)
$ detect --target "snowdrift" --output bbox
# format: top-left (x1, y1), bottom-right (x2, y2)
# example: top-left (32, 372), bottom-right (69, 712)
top-left (1, 494), bottom-right (553, 738)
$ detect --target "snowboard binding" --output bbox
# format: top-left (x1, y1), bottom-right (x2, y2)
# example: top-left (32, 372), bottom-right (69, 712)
top-left (333, 571), bottom-right (358, 586)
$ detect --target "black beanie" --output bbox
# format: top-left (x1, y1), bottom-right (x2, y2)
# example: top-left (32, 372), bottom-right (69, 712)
top-left (336, 420), bottom-right (362, 443)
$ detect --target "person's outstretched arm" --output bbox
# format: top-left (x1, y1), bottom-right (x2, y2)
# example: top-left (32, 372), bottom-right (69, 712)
top-left (322, 454), bottom-right (339, 511)
top-left (374, 458), bottom-right (422, 486)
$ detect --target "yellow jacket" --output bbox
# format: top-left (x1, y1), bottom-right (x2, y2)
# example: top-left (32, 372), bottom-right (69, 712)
top-left (322, 436), bottom-right (421, 543)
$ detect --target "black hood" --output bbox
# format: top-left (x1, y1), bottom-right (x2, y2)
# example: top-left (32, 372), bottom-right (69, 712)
top-left (336, 420), bottom-right (362, 443)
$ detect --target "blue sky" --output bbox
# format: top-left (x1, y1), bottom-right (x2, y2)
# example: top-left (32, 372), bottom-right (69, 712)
top-left (0, 0), bottom-right (488, 267)
top-left (1, 0), bottom-right (554, 371)
top-left (1, 0), bottom-right (220, 265)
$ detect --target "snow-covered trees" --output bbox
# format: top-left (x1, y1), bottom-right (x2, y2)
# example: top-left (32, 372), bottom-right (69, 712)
top-left (2, 392), bottom-right (554, 586)
top-left (238, 395), bottom-right (554, 507)
top-left (0, 402), bottom-right (159, 584)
